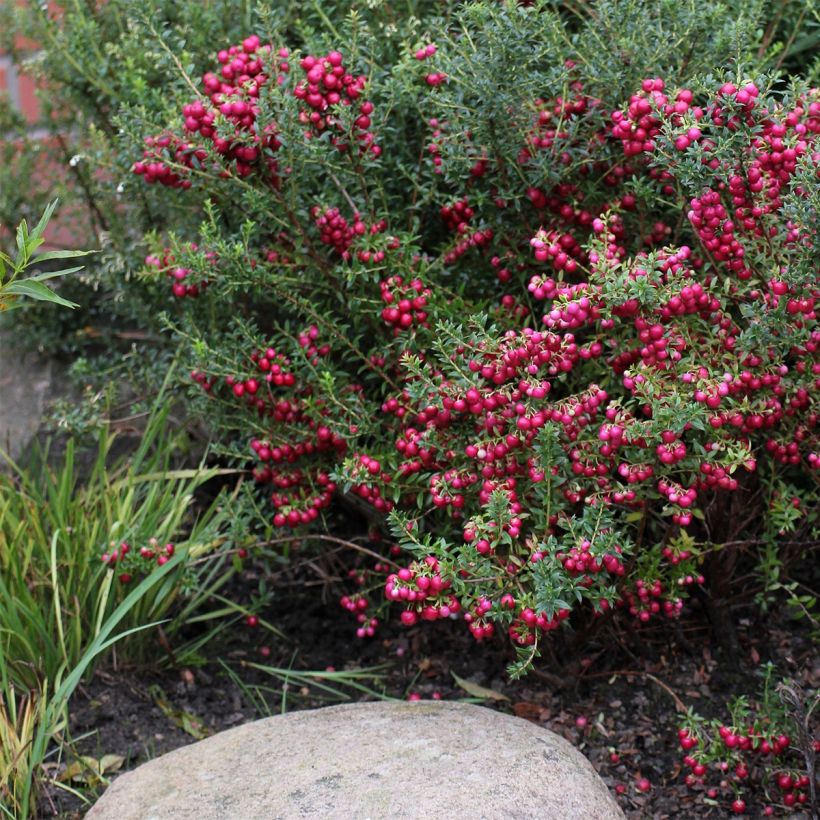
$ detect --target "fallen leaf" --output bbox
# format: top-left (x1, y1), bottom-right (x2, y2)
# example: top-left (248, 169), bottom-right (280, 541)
top-left (59, 754), bottom-right (125, 785)
top-left (452, 672), bottom-right (509, 701)
top-left (58, 760), bottom-right (87, 783)
top-left (99, 754), bottom-right (125, 773)
top-left (149, 685), bottom-right (212, 740)
top-left (512, 701), bottom-right (543, 719)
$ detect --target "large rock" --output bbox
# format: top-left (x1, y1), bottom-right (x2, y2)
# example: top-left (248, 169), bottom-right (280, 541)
top-left (88, 701), bottom-right (624, 819)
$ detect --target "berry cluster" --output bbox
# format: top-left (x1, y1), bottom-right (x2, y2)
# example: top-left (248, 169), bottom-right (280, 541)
top-left (313, 206), bottom-right (366, 259)
top-left (134, 37), bottom-right (288, 186)
top-left (132, 133), bottom-right (203, 188)
top-left (145, 245), bottom-right (214, 298)
top-left (101, 538), bottom-right (176, 584)
top-left (611, 78), bottom-right (697, 157)
top-left (379, 276), bottom-right (431, 334)
top-left (385, 557), bottom-right (461, 625)
top-left (440, 198), bottom-right (474, 231)
top-left (186, 36), bottom-right (287, 178)
top-left (295, 51), bottom-right (379, 155)
top-left (346, 453), bottom-right (394, 514)
top-left (442, 226), bottom-right (494, 265)
top-left (413, 43), bottom-right (437, 61)
top-left (266, 467), bottom-right (336, 527)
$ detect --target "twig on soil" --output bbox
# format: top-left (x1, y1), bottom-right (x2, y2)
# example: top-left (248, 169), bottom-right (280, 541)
top-left (258, 534), bottom-right (403, 568)
top-left (644, 673), bottom-right (689, 715)
top-left (600, 671), bottom-right (689, 714)
top-left (529, 667), bottom-right (571, 689)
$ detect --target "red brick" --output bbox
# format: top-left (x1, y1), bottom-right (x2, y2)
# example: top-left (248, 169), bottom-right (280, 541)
top-left (13, 31), bottom-right (39, 52)
top-left (13, 0), bottom-right (41, 51)
top-left (0, 64), bottom-right (8, 95)
top-left (17, 71), bottom-right (41, 124)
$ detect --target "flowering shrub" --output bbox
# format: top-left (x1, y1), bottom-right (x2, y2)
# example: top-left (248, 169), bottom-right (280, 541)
top-left (676, 670), bottom-right (819, 815)
top-left (119, 0), bottom-right (820, 678)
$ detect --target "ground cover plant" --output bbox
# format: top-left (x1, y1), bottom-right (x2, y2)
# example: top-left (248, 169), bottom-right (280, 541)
top-left (0, 0), bottom-right (817, 816)
top-left (677, 670), bottom-right (819, 815)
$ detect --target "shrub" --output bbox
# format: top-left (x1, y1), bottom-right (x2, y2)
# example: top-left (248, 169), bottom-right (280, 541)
top-left (3, 1), bottom-right (815, 676)
top-left (109, 0), bottom-right (820, 678)
top-left (0, 100), bottom-right (66, 257)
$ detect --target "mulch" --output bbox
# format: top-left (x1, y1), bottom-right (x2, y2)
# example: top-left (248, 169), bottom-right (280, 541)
top-left (45, 554), bottom-right (818, 819)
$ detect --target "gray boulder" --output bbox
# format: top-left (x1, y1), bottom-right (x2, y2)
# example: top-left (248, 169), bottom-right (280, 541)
top-left (88, 701), bottom-right (624, 819)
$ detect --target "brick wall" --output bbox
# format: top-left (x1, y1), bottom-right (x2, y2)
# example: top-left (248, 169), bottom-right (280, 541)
top-left (1, 22), bottom-right (89, 250)
top-left (0, 20), bottom-right (42, 129)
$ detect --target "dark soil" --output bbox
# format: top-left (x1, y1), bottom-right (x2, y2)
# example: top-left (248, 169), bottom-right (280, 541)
top-left (43, 553), bottom-right (819, 820)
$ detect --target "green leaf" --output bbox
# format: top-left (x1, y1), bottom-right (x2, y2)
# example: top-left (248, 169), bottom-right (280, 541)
top-left (3, 279), bottom-right (79, 308)
top-left (26, 265), bottom-right (85, 282)
top-left (32, 249), bottom-right (96, 264)
top-left (29, 199), bottom-right (59, 245)
top-left (26, 266), bottom-right (86, 282)
top-left (15, 219), bottom-right (29, 266)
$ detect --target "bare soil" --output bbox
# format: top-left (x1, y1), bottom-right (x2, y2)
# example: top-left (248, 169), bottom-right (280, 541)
top-left (45, 554), bottom-right (818, 820)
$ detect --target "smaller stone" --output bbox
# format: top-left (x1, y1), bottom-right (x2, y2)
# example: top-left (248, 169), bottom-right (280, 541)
top-left (0, 331), bottom-right (53, 463)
